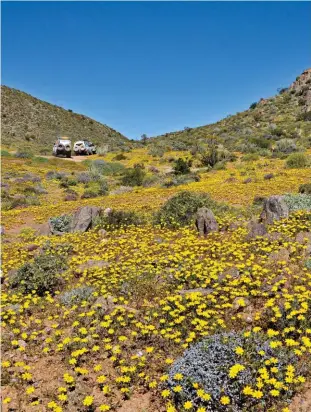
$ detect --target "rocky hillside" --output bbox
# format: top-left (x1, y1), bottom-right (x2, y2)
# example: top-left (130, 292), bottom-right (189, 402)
top-left (148, 68), bottom-right (311, 153)
top-left (1, 85), bottom-right (132, 153)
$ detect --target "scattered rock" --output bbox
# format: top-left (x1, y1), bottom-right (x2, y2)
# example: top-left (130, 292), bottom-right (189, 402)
top-left (264, 173), bottom-right (274, 180)
top-left (223, 266), bottom-right (240, 279)
top-left (243, 178), bottom-right (252, 184)
top-left (75, 259), bottom-right (110, 272)
top-left (94, 295), bottom-right (115, 312)
top-left (246, 219), bottom-right (267, 239)
top-left (70, 206), bottom-right (101, 233)
top-left (103, 208), bottom-right (112, 217)
top-left (296, 231), bottom-right (311, 244)
top-left (195, 207), bottom-right (218, 236)
top-left (25, 244), bottom-right (40, 252)
top-left (0, 225), bottom-right (4, 235)
top-left (179, 288), bottom-right (213, 296)
top-left (268, 247), bottom-right (290, 264)
top-left (98, 229), bottom-right (108, 238)
top-left (37, 222), bottom-right (50, 236)
top-left (264, 232), bottom-right (283, 242)
top-left (64, 193), bottom-right (78, 201)
top-left (260, 195), bottom-right (289, 224)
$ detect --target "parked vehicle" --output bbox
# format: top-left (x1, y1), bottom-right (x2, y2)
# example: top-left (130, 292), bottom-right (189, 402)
top-left (53, 138), bottom-right (72, 158)
top-left (74, 140), bottom-right (97, 155)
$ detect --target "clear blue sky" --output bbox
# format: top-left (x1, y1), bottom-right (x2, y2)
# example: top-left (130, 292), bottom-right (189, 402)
top-left (2, 1), bottom-right (311, 140)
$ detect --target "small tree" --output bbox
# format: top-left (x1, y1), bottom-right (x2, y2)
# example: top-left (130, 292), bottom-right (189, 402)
top-left (173, 158), bottom-right (191, 175)
top-left (121, 165), bottom-right (146, 186)
top-left (141, 134), bottom-right (148, 145)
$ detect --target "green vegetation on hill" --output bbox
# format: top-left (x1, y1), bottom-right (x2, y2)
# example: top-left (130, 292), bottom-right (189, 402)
top-left (1, 85), bottom-right (135, 154)
top-left (147, 69), bottom-right (311, 157)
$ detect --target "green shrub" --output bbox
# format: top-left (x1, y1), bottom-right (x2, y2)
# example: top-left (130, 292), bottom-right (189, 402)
top-left (241, 153), bottom-right (259, 162)
top-left (148, 146), bottom-right (165, 157)
top-left (249, 102), bottom-right (257, 110)
top-left (162, 173), bottom-right (200, 188)
top-left (142, 175), bottom-right (161, 187)
top-left (283, 193), bottom-right (311, 211)
top-left (121, 166), bottom-right (146, 186)
top-left (112, 153), bottom-right (127, 161)
top-left (275, 139), bottom-right (297, 154)
top-left (167, 332), bottom-right (301, 411)
top-left (9, 253), bottom-right (67, 295)
top-left (213, 161), bottom-right (226, 170)
top-left (251, 137), bottom-right (271, 149)
top-left (154, 191), bottom-right (223, 228)
top-left (98, 209), bottom-right (144, 230)
top-left (49, 215), bottom-right (72, 233)
top-left (286, 153), bottom-right (309, 169)
top-left (88, 160), bottom-right (126, 176)
top-left (200, 147), bottom-right (218, 167)
top-left (299, 183), bottom-right (311, 194)
top-left (14, 151), bottom-right (33, 159)
top-left (173, 158), bottom-right (192, 175)
top-left (297, 111), bottom-right (311, 121)
top-left (81, 190), bottom-right (99, 199)
top-left (33, 156), bottom-right (49, 163)
top-left (1, 150), bottom-right (12, 157)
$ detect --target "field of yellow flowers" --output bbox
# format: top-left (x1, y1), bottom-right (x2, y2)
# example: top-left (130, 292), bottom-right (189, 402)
top-left (1, 150), bottom-right (311, 412)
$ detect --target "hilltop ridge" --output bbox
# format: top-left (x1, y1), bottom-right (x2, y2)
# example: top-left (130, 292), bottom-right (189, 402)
top-left (147, 68), bottom-right (311, 153)
top-left (1, 85), bottom-right (133, 153)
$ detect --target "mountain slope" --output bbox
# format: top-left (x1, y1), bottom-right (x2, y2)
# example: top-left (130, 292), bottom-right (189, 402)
top-left (148, 69), bottom-right (311, 152)
top-left (1, 85), bottom-right (132, 153)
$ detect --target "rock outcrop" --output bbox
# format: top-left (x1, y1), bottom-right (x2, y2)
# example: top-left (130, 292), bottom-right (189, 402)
top-left (70, 206), bottom-right (101, 233)
top-left (195, 207), bottom-right (218, 236)
top-left (260, 195), bottom-right (289, 224)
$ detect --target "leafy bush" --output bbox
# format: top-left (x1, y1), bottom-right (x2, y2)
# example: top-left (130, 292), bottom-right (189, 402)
top-left (49, 215), bottom-right (72, 233)
top-left (201, 147), bottom-right (218, 168)
top-left (213, 161), bottom-right (227, 170)
top-left (297, 111), bottom-right (311, 121)
top-left (81, 190), bottom-right (99, 199)
top-left (14, 151), bottom-right (33, 159)
top-left (9, 253), bottom-right (67, 295)
top-left (275, 139), bottom-right (297, 154)
top-left (305, 258), bottom-right (311, 270)
top-left (173, 158), bottom-right (192, 175)
top-left (46, 171), bottom-right (68, 181)
top-left (77, 172), bottom-right (92, 184)
top-left (283, 193), bottom-right (311, 211)
top-left (167, 332), bottom-right (300, 411)
top-left (251, 137), bottom-right (271, 149)
top-left (142, 175), bottom-right (161, 187)
top-left (59, 286), bottom-right (95, 306)
top-left (97, 209), bottom-right (144, 230)
top-left (154, 191), bottom-right (223, 228)
top-left (89, 160), bottom-right (126, 176)
top-left (33, 156), bottom-right (49, 163)
top-left (1, 150), bottom-right (12, 157)
top-left (241, 153), bottom-right (259, 162)
top-left (249, 102), bottom-right (257, 110)
top-left (299, 183), bottom-right (311, 194)
top-left (286, 153), bottom-right (309, 168)
top-left (162, 173), bottom-right (200, 188)
top-left (112, 153), bottom-right (127, 161)
top-left (271, 127), bottom-right (284, 138)
top-left (121, 166), bottom-right (146, 186)
top-left (148, 146), bottom-right (165, 157)
top-left (64, 189), bottom-right (78, 201)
